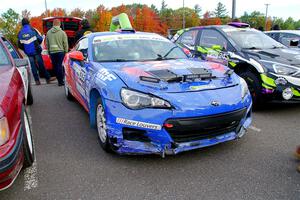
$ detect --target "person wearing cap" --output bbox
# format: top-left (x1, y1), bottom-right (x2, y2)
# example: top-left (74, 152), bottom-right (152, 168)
top-left (18, 18), bottom-right (53, 85)
top-left (46, 19), bottom-right (68, 86)
top-left (75, 19), bottom-right (93, 42)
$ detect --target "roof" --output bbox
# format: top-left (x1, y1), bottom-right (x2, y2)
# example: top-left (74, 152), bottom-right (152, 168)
top-left (42, 16), bottom-right (82, 21)
top-left (265, 30), bottom-right (300, 35)
top-left (88, 31), bottom-right (161, 38)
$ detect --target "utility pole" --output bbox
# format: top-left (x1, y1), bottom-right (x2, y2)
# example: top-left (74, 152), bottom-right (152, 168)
top-left (232, 0), bottom-right (236, 19)
top-left (182, 0), bottom-right (185, 29)
top-left (265, 3), bottom-right (270, 31)
top-left (45, 0), bottom-right (48, 17)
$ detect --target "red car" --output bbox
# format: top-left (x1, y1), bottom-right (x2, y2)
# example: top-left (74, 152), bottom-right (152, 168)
top-left (0, 34), bottom-right (35, 190)
top-left (41, 17), bottom-right (82, 73)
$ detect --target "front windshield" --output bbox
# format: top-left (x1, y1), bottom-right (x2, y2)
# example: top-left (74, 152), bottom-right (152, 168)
top-left (225, 29), bottom-right (285, 49)
top-left (92, 34), bottom-right (187, 62)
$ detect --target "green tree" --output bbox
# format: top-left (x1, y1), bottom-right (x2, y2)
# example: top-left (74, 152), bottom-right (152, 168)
top-left (150, 4), bottom-right (159, 14)
top-left (160, 0), bottom-right (168, 12)
top-left (0, 8), bottom-right (20, 45)
top-left (214, 2), bottom-right (228, 18)
top-left (240, 11), bottom-right (265, 29)
top-left (282, 17), bottom-right (295, 30)
top-left (194, 4), bottom-right (202, 17)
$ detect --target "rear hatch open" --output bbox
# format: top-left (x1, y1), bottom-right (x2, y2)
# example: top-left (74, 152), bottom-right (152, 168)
top-left (42, 17), bottom-right (82, 49)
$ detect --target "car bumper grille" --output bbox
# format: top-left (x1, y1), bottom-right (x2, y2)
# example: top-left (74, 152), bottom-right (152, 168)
top-left (165, 108), bottom-right (247, 143)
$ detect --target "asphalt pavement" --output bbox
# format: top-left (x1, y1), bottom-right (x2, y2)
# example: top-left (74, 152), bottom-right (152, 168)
top-left (1, 82), bottom-right (300, 200)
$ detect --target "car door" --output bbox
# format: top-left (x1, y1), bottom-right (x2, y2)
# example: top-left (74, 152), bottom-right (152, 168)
top-left (196, 28), bottom-right (235, 66)
top-left (1, 36), bottom-right (30, 99)
top-left (68, 37), bottom-right (89, 110)
top-left (176, 29), bottom-right (200, 55)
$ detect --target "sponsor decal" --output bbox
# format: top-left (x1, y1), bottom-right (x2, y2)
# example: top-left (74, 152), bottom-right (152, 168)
top-left (189, 84), bottom-right (216, 91)
top-left (116, 118), bottom-right (162, 130)
top-left (72, 62), bottom-right (87, 96)
top-left (93, 34), bottom-right (169, 44)
top-left (98, 68), bottom-right (117, 81)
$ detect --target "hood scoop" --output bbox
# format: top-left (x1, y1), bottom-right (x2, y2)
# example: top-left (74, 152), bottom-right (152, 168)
top-left (140, 68), bottom-right (215, 83)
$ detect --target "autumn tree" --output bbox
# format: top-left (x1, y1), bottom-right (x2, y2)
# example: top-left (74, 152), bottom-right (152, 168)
top-left (50, 8), bottom-right (67, 17)
top-left (70, 8), bottom-right (85, 18)
top-left (201, 11), bottom-right (222, 26)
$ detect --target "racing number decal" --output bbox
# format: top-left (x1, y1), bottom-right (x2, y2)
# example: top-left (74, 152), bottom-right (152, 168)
top-left (98, 68), bottom-right (117, 81)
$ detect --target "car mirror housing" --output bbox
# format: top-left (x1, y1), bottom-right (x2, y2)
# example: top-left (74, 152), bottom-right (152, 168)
top-left (69, 51), bottom-right (84, 61)
top-left (290, 39), bottom-right (299, 47)
top-left (14, 58), bottom-right (29, 68)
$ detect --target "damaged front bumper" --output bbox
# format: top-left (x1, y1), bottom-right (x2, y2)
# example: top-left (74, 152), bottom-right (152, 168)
top-left (104, 98), bottom-right (252, 157)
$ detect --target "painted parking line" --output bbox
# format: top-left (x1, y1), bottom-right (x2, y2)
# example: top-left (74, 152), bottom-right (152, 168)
top-left (24, 107), bottom-right (38, 191)
top-left (249, 125), bottom-right (261, 132)
top-left (24, 162), bottom-right (38, 191)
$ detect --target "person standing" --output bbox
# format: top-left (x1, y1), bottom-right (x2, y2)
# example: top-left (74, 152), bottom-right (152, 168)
top-left (18, 18), bottom-right (53, 85)
top-left (46, 19), bottom-right (68, 86)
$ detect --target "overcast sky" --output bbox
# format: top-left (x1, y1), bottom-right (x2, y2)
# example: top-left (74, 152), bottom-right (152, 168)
top-left (0, 0), bottom-right (299, 20)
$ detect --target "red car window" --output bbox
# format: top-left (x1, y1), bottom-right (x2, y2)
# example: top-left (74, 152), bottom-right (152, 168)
top-left (0, 43), bottom-right (11, 66)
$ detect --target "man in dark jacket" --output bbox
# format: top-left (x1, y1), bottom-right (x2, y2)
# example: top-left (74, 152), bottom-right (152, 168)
top-left (75, 19), bottom-right (92, 42)
top-left (18, 18), bottom-right (52, 85)
top-left (46, 19), bottom-right (68, 86)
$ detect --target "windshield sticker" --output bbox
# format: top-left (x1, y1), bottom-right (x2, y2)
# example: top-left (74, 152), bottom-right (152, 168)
top-left (93, 34), bottom-right (169, 44)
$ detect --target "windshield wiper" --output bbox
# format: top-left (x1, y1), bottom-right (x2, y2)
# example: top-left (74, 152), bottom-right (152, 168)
top-left (243, 47), bottom-right (261, 50)
top-left (155, 46), bottom-right (180, 60)
top-left (271, 45), bottom-right (284, 49)
top-left (99, 59), bottom-right (135, 62)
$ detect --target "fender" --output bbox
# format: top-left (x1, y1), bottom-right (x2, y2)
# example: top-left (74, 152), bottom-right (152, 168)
top-left (15, 58), bottom-right (30, 102)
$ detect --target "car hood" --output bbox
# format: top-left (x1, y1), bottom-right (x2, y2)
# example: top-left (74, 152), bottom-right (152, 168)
top-left (97, 59), bottom-right (239, 94)
top-left (242, 48), bottom-right (300, 67)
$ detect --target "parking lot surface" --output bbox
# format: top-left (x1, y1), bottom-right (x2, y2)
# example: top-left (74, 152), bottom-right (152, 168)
top-left (1, 83), bottom-right (300, 200)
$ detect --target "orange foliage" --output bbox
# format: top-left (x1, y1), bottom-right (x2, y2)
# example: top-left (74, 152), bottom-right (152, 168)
top-left (30, 16), bottom-right (43, 34)
top-left (94, 5), bottom-right (112, 31)
top-left (201, 12), bottom-right (222, 26)
top-left (50, 8), bottom-right (67, 17)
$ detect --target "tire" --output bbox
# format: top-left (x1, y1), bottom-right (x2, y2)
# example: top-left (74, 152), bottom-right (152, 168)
top-left (95, 98), bottom-right (111, 152)
top-left (239, 70), bottom-right (264, 108)
top-left (64, 75), bottom-right (73, 101)
top-left (26, 83), bottom-right (33, 105)
top-left (22, 106), bottom-right (35, 168)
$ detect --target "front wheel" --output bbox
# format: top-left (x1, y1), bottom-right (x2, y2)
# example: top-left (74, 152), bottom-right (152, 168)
top-left (239, 70), bottom-right (264, 108)
top-left (96, 98), bottom-right (111, 152)
top-left (22, 106), bottom-right (35, 168)
top-left (64, 75), bottom-right (73, 101)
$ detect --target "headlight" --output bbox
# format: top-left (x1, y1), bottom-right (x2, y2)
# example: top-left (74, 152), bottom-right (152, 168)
top-left (121, 88), bottom-right (171, 109)
top-left (260, 60), bottom-right (299, 76)
top-left (240, 77), bottom-right (249, 99)
top-left (0, 117), bottom-right (9, 146)
top-left (273, 64), bottom-right (298, 75)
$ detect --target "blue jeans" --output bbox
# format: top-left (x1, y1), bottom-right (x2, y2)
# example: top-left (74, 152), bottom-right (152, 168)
top-left (28, 54), bottom-right (50, 81)
top-left (50, 52), bottom-right (65, 85)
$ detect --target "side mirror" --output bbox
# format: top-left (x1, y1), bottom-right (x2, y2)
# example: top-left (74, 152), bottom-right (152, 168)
top-left (14, 58), bottom-right (29, 68)
top-left (290, 39), bottom-right (299, 47)
top-left (69, 51), bottom-right (84, 61)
